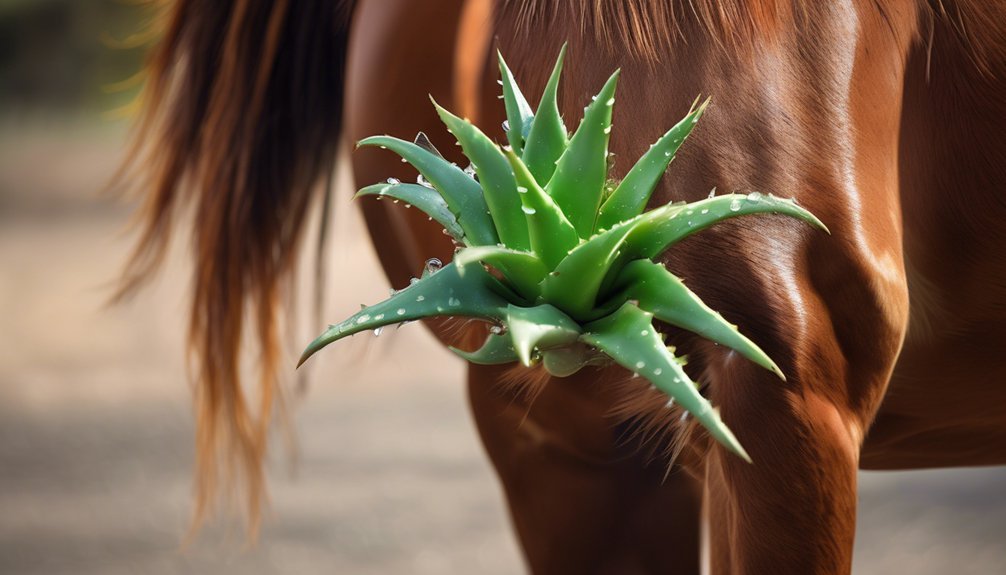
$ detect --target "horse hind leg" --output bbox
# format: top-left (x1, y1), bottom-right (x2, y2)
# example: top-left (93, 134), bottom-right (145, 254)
top-left (468, 363), bottom-right (704, 574)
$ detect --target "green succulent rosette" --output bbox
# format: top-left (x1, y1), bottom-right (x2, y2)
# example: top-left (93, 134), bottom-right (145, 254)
top-left (299, 46), bottom-right (827, 462)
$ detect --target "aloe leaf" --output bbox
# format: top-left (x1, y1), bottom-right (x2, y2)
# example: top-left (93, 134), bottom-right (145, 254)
top-left (299, 262), bottom-right (507, 366)
top-left (546, 69), bottom-right (620, 237)
top-left (355, 182), bottom-right (465, 241)
top-left (454, 245), bottom-right (547, 300)
top-left (581, 302), bottom-right (751, 462)
top-left (521, 44), bottom-right (568, 184)
top-left (498, 51), bottom-right (535, 155)
top-left (505, 304), bottom-right (581, 366)
top-left (358, 136), bottom-right (498, 246)
top-left (595, 99), bottom-right (708, 231)
top-left (504, 149), bottom-right (579, 268)
top-left (611, 259), bottom-right (784, 379)
top-left (624, 193), bottom-right (829, 260)
top-left (540, 215), bottom-right (641, 320)
top-left (449, 333), bottom-right (518, 365)
top-left (433, 101), bottom-right (530, 250)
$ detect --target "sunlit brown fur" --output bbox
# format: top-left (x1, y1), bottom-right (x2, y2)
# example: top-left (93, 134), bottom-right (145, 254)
top-left (121, 0), bottom-right (1006, 571)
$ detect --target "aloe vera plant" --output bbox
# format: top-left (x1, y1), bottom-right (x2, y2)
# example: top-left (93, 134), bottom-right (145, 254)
top-left (299, 47), bottom-right (827, 462)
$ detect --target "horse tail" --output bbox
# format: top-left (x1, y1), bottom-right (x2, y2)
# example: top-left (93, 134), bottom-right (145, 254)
top-left (116, 0), bottom-right (355, 532)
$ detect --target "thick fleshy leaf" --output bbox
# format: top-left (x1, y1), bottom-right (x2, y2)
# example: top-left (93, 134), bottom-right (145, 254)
top-left (454, 245), bottom-right (547, 300)
top-left (355, 182), bottom-right (464, 241)
top-left (434, 101), bottom-right (530, 250)
top-left (505, 304), bottom-right (581, 366)
top-left (540, 216), bottom-right (639, 320)
top-left (595, 99), bottom-right (708, 231)
top-left (358, 136), bottom-right (497, 246)
top-left (299, 263), bottom-right (507, 366)
top-left (449, 333), bottom-right (518, 365)
top-left (581, 302), bottom-right (752, 462)
top-left (498, 51), bottom-right (535, 154)
top-left (521, 44), bottom-right (567, 184)
top-left (504, 149), bottom-right (579, 268)
top-left (624, 193), bottom-right (829, 260)
top-left (611, 259), bottom-right (784, 379)
top-left (546, 70), bottom-right (619, 237)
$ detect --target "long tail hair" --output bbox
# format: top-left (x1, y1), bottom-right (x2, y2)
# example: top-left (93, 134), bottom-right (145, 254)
top-left (117, 0), bottom-right (355, 531)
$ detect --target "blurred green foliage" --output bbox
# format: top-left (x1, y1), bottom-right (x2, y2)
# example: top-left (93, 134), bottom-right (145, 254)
top-left (0, 0), bottom-right (149, 114)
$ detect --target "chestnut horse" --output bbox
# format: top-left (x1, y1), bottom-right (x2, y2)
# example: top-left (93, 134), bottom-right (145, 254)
top-left (119, 0), bottom-right (1006, 573)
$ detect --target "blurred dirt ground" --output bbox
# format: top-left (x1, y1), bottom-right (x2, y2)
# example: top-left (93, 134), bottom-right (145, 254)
top-left (1, 123), bottom-right (1004, 574)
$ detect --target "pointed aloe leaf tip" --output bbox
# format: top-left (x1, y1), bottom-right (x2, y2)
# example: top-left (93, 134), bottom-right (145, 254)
top-left (546, 68), bottom-right (620, 237)
top-left (522, 43), bottom-right (568, 185)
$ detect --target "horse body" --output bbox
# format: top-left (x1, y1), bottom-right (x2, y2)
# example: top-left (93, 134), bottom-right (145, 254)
top-left (124, 0), bottom-right (1006, 572)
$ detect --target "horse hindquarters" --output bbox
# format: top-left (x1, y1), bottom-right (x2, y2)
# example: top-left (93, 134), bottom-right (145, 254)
top-left (662, 6), bottom-right (919, 573)
top-left (491, 3), bottom-right (919, 573)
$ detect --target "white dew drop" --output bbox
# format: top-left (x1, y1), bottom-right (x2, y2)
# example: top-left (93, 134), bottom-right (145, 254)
top-left (701, 208), bottom-right (709, 215)
top-left (489, 325), bottom-right (504, 335)
top-left (653, 368), bottom-right (663, 376)
top-left (396, 308), bottom-right (406, 316)
top-left (521, 206), bottom-right (537, 215)
top-left (375, 314), bottom-right (385, 320)
top-left (664, 150), bottom-right (672, 157)
top-left (729, 198), bottom-right (742, 212)
top-left (448, 297), bottom-right (461, 306)
top-left (603, 126), bottom-right (612, 134)
top-left (416, 295), bottom-right (425, 302)
top-left (640, 329), bottom-right (649, 336)
top-left (356, 315), bottom-right (370, 324)
top-left (747, 191), bottom-right (762, 202)
top-left (386, 177), bottom-right (400, 184)
top-left (373, 327), bottom-right (383, 336)
top-left (516, 186), bottom-right (528, 194)
top-left (606, 97), bottom-right (615, 106)
top-left (424, 258), bottom-right (443, 274)
top-left (635, 361), bottom-right (646, 369)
